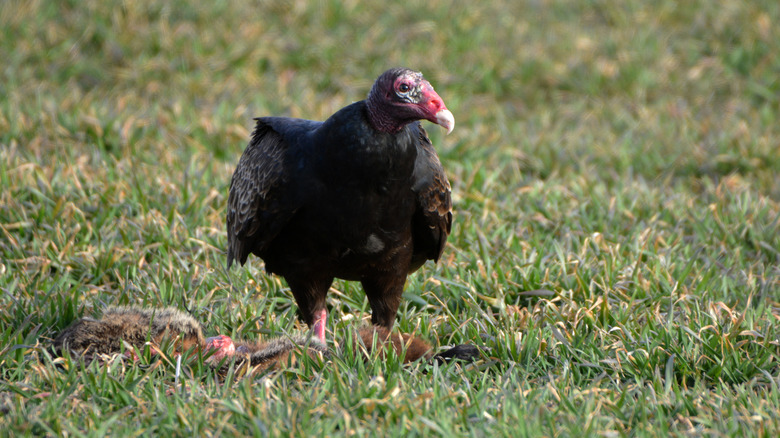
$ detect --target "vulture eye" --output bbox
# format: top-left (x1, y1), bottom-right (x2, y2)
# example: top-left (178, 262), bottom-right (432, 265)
top-left (398, 83), bottom-right (410, 93)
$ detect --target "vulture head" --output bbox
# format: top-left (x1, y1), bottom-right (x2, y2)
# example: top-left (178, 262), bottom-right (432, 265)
top-left (366, 67), bottom-right (455, 135)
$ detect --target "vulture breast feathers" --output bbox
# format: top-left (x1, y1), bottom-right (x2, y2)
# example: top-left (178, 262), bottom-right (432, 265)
top-left (226, 115), bottom-right (452, 272)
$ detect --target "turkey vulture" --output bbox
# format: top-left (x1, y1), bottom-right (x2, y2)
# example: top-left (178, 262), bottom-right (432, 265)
top-left (227, 67), bottom-right (454, 343)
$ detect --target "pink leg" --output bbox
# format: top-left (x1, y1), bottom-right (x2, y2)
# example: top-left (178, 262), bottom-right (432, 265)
top-left (205, 335), bottom-right (236, 361)
top-left (312, 308), bottom-right (327, 343)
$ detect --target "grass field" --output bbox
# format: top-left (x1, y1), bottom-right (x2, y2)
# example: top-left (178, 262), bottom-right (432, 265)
top-left (1, 0), bottom-right (779, 436)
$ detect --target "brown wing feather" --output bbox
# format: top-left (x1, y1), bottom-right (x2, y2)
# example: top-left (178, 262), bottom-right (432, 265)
top-left (226, 120), bottom-right (297, 267)
top-left (411, 124), bottom-right (452, 266)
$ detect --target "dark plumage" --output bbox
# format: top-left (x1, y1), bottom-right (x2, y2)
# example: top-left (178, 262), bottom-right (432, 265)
top-left (227, 68), bottom-right (454, 341)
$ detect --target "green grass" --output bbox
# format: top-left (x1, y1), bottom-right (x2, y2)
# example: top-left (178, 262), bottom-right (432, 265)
top-left (1, 0), bottom-right (779, 436)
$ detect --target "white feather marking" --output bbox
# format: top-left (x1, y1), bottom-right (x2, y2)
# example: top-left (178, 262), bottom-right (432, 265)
top-left (364, 234), bottom-right (385, 253)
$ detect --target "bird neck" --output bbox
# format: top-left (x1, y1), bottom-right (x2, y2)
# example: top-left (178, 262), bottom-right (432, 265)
top-left (365, 92), bottom-right (404, 134)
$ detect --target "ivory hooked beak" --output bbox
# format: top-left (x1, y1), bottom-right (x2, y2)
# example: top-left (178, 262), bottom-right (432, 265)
top-left (435, 109), bottom-right (455, 134)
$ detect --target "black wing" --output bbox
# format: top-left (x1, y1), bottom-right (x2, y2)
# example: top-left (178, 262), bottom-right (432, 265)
top-left (226, 119), bottom-right (299, 267)
top-left (410, 124), bottom-right (452, 268)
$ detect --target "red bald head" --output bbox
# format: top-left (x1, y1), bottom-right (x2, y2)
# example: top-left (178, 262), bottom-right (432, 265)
top-left (366, 68), bottom-right (454, 134)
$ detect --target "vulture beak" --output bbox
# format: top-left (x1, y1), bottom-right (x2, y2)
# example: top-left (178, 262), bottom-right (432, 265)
top-left (435, 109), bottom-right (455, 135)
top-left (421, 81), bottom-right (455, 134)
